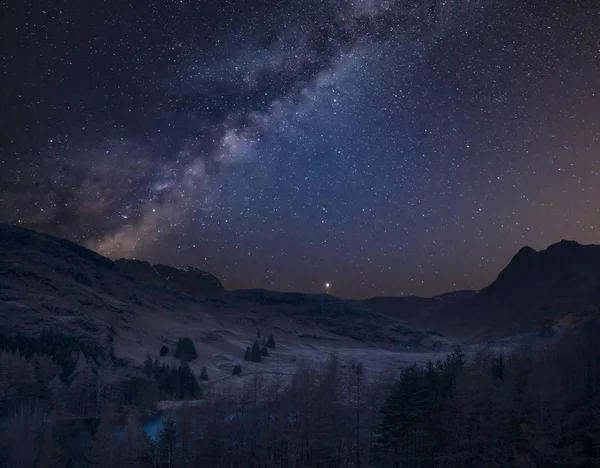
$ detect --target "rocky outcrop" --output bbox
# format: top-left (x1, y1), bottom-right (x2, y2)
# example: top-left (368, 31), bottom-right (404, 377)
top-left (115, 259), bottom-right (224, 298)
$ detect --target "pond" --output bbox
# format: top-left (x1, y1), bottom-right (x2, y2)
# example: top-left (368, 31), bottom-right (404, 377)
top-left (114, 412), bottom-right (166, 441)
top-left (117, 410), bottom-right (297, 442)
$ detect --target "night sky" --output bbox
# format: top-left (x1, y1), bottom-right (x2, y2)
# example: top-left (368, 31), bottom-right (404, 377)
top-left (1, 0), bottom-right (599, 299)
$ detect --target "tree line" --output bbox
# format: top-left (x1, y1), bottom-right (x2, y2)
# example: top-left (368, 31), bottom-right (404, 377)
top-left (2, 323), bottom-right (600, 466)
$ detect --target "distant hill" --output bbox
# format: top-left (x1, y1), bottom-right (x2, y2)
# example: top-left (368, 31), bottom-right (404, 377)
top-left (357, 290), bottom-right (476, 324)
top-left (204, 288), bottom-right (454, 350)
top-left (427, 240), bottom-right (600, 341)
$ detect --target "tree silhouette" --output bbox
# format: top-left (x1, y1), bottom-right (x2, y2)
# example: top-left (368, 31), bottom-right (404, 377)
top-left (250, 341), bottom-right (262, 362)
top-left (267, 333), bottom-right (275, 349)
top-left (174, 337), bottom-right (197, 362)
top-left (177, 362), bottom-right (201, 399)
top-left (157, 417), bottom-right (178, 468)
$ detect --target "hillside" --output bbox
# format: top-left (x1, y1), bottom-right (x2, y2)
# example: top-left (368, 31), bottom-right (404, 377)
top-left (0, 224), bottom-right (453, 384)
top-left (356, 290), bottom-right (476, 324)
top-left (3, 223), bottom-right (599, 371)
top-left (3, 224), bottom-right (600, 468)
top-left (425, 240), bottom-right (600, 341)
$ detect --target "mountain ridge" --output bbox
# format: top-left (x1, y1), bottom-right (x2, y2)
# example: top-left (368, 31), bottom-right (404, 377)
top-left (426, 239), bottom-right (600, 341)
top-left (3, 222), bottom-right (600, 352)
top-left (0, 223), bottom-right (455, 381)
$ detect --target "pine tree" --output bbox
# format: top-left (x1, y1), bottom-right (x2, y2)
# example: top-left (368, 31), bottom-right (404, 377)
top-left (267, 333), bottom-right (275, 349)
top-left (118, 414), bottom-right (149, 468)
top-left (0, 409), bottom-right (43, 467)
top-left (200, 366), bottom-right (209, 381)
top-left (232, 365), bottom-right (242, 376)
top-left (250, 341), bottom-right (262, 362)
top-left (48, 376), bottom-right (69, 416)
top-left (175, 409), bottom-right (198, 466)
top-left (156, 417), bottom-right (179, 468)
top-left (69, 353), bottom-right (97, 416)
top-left (160, 345), bottom-right (169, 357)
top-left (35, 421), bottom-right (66, 468)
top-left (174, 337), bottom-right (197, 362)
top-left (32, 354), bottom-right (61, 384)
top-left (178, 361), bottom-right (201, 399)
top-left (143, 354), bottom-right (154, 377)
top-left (244, 347), bottom-right (251, 361)
top-left (261, 346), bottom-right (269, 357)
top-left (491, 353), bottom-right (506, 382)
top-left (168, 366), bottom-right (180, 400)
top-left (376, 346), bottom-right (466, 467)
top-left (86, 408), bottom-right (118, 467)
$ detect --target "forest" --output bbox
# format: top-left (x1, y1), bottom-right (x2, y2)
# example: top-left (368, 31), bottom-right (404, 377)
top-left (1, 324), bottom-right (600, 467)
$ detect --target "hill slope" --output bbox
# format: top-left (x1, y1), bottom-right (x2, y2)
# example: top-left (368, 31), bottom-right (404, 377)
top-left (0, 224), bottom-right (453, 382)
top-left (428, 240), bottom-right (600, 341)
top-left (356, 290), bottom-right (476, 324)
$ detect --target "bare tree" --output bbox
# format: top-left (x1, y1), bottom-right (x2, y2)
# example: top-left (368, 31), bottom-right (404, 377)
top-left (35, 417), bottom-right (66, 468)
top-left (68, 353), bottom-right (98, 417)
top-left (87, 406), bottom-right (119, 468)
top-left (0, 405), bottom-right (43, 468)
top-left (118, 413), bottom-right (150, 468)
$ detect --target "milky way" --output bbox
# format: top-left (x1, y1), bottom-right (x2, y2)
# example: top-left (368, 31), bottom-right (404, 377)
top-left (1, 0), bottom-right (600, 298)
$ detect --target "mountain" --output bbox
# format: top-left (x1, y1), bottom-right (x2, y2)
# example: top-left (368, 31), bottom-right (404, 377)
top-left (0, 223), bottom-right (213, 360)
top-left (5, 222), bottom-right (598, 371)
top-left (428, 240), bottom-right (600, 342)
top-left (0, 224), bottom-right (453, 383)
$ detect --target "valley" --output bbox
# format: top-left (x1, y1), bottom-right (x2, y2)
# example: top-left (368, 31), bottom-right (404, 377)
top-left (1, 223), bottom-right (600, 467)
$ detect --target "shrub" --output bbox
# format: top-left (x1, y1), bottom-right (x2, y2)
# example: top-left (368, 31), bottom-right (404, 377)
top-left (232, 365), bottom-right (242, 376)
top-left (160, 345), bottom-right (169, 357)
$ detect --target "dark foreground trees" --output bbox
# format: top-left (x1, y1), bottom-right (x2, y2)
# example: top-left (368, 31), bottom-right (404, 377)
top-left (2, 324), bottom-right (600, 467)
top-left (374, 346), bottom-right (465, 467)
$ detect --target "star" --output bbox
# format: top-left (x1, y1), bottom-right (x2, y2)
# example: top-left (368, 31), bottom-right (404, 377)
top-left (1, 0), bottom-right (599, 299)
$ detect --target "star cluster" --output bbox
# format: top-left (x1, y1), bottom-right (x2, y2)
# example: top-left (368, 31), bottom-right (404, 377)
top-left (1, 0), bottom-right (599, 298)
